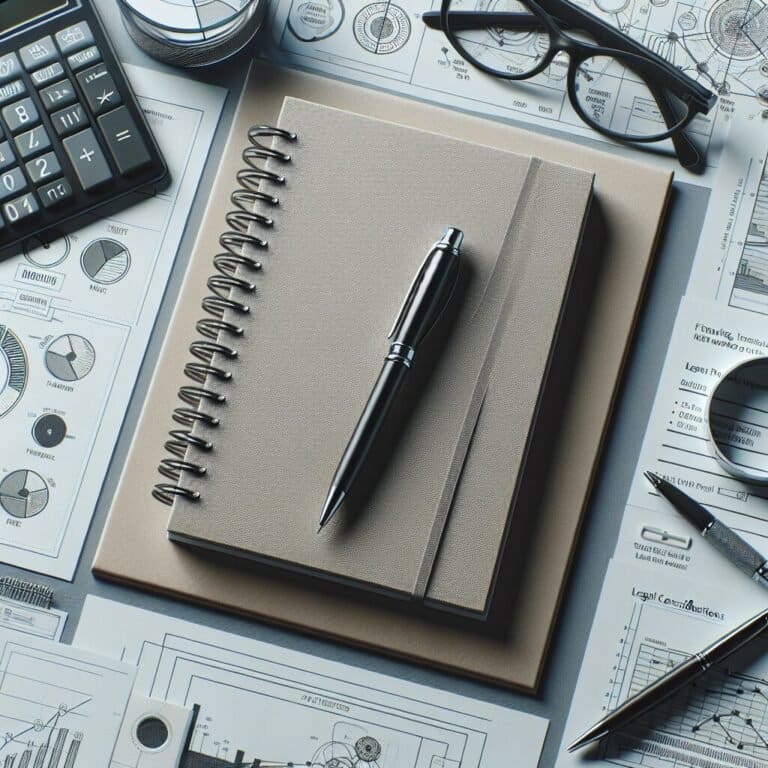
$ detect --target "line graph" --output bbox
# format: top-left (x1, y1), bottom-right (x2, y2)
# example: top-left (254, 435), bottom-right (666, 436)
top-left (0, 630), bottom-right (133, 768)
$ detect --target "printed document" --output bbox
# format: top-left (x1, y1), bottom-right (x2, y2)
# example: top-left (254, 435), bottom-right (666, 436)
top-left (75, 595), bottom-right (549, 768)
top-left (0, 66), bottom-right (225, 580)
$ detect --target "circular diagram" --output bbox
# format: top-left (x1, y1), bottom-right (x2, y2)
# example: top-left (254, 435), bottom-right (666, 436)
top-left (289, 0), bottom-right (344, 41)
top-left (0, 325), bottom-right (27, 418)
top-left (353, 2), bottom-right (411, 54)
top-left (0, 470), bottom-right (49, 519)
top-left (32, 414), bottom-right (67, 448)
top-left (706, 0), bottom-right (768, 61)
top-left (355, 736), bottom-right (381, 762)
top-left (81, 239), bottom-right (131, 284)
top-left (24, 231), bottom-right (70, 268)
top-left (45, 335), bottom-right (96, 382)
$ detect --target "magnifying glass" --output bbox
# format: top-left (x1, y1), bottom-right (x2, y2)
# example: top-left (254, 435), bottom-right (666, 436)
top-left (707, 357), bottom-right (768, 483)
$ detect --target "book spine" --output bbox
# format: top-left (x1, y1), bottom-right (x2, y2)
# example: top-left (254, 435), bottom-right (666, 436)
top-left (152, 125), bottom-right (297, 506)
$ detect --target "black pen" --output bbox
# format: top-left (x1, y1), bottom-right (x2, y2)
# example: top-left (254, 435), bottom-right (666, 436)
top-left (568, 607), bottom-right (768, 751)
top-left (318, 227), bottom-right (464, 532)
top-left (644, 470), bottom-right (768, 587)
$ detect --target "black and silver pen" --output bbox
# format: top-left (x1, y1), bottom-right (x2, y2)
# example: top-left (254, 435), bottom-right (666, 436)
top-left (644, 470), bottom-right (768, 587)
top-left (569, 606), bottom-right (768, 751)
top-left (318, 227), bottom-right (464, 532)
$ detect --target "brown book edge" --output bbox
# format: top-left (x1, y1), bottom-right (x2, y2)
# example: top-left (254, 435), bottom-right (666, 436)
top-left (93, 59), bottom-right (672, 692)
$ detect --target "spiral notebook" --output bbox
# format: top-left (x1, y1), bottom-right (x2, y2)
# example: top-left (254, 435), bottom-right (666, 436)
top-left (93, 61), bottom-right (671, 689)
top-left (148, 95), bottom-right (593, 612)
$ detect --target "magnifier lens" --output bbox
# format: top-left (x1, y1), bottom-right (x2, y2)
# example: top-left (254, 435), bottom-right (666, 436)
top-left (708, 358), bottom-right (768, 483)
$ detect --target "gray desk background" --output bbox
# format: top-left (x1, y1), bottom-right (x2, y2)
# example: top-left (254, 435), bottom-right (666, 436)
top-left (2, 2), bottom-right (710, 765)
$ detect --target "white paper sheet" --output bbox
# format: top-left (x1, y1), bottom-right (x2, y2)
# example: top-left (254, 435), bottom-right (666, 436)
top-left (557, 558), bottom-right (768, 768)
top-left (74, 595), bottom-right (549, 768)
top-left (0, 594), bottom-right (66, 640)
top-left (688, 119), bottom-right (768, 309)
top-left (267, 0), bottom-right (768, 183)
top-left (614, 295), bottom-right (768, 575)
top-left (0, 65), bottom-right (225, 580)
top-left (0, 626), bottom-right (135, 768)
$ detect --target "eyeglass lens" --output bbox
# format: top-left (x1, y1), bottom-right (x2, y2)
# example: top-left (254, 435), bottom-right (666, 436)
top-left (445, 0), bottom-right (693, 140)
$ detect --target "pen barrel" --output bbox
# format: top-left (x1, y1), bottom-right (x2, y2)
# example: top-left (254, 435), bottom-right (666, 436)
top-left (704, 520), bottom-right (767, 581)
top-left (332, 359), bottom-right (410, 493)
top-left (599, 655), bottom-right (704, 734)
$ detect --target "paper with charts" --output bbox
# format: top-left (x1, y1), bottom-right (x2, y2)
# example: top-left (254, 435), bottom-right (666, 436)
top-left (0, 626), bottom-right (134, 768)
top-left (688, 120), bottom-right (768, 310)
top-left (268, 0), bottom-right (768, 180)
top-left (0, 66), bottom-right (225, 580)
top-left (556, 557), bottom-right (768, 768)
top-left (74, 595), bottom-right (549, 768)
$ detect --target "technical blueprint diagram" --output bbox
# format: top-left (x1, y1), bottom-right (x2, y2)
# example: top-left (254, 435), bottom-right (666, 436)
top-left (0, 67), bottom-right (224, 580)
top-left (557, 559), bottom-right (768, 768)
top-left (268, 0), bottom-right (768, 179)
top-left (75, 596), bottom-right (549, 768)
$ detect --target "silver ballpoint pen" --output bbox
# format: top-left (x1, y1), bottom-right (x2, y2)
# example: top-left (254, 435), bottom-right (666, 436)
top-left (569, 607), bottom-right (768, 751)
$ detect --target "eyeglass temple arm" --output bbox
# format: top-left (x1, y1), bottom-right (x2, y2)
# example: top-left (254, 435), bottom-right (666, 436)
top-left (652, 85), bottom-right (705, 172)
top-left (422, 10), bottom-right (561, 30)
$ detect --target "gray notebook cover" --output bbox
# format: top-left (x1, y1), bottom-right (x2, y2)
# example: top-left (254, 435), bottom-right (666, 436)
top-left (167, 97), bottom-right (593, 612)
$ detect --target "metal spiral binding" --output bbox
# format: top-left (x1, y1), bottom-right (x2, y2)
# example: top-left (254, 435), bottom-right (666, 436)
top-left (153, 125), bottom-right (297, 506)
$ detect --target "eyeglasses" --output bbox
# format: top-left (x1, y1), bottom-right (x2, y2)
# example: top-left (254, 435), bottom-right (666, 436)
top-left (422, 0), bottom-right (718, 171)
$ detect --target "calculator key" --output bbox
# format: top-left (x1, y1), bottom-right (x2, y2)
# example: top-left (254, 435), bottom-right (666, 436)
top-left (38, 177), bottom-right (73, 209)
top-left (40, 80), bottom-right (76, 112)
top-left (0, 81), bottom-right (26, 107)
top-left (64, 128), bottom-right (112, 191)
top-left (4, 192), bottom-right (39, 224)
top-left (0, 54), bottom-right (21, 85)
top-left (20, 37), bottom-right (58, 71)
top-left (77, 64), bottom-right (122, 116)
top-left (15, 126), bottom-right (51, 159)
top-left (0, 168), bottom-right (27, 201)
top-left (68, 46), bottom-right (101, 72)
top-left (98, 107), bottom-right (151, 176)
top-left (3, 99), bottom-right (39, 133)
top-left (0, 142), bottom-right (14, 171)
top-left (31, 62), bottom-right (65, 87)
top-left (26, 152), bottom-right (61, 184)
top-left (51, 103), bottom-right (87, 137)
top-left (55, 22), bottom-right (95, 54)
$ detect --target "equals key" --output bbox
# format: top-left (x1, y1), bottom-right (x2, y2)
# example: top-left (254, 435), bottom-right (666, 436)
top-left (98, 107), bottom-right (151, 176)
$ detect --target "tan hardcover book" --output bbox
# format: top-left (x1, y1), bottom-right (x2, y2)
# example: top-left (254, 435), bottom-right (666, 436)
top-left (162, 96), bottom-right (593, 613)
top-left (93, 60), bottom-right (672, 690)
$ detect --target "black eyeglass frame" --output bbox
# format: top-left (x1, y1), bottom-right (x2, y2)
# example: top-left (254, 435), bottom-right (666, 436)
top-left (423, 0), bottom-right (717, 164)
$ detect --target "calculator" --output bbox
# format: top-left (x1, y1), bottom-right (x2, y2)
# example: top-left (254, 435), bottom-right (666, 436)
top-left (0, 0), bottom-right (167, 257)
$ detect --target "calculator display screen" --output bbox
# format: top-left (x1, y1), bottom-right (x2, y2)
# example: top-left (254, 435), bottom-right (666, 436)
top-left (0, 0), bottom-right (70, 36)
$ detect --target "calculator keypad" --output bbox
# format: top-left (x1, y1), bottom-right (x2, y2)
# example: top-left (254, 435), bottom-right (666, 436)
top-left (0, 12), bottom-right (162, 242)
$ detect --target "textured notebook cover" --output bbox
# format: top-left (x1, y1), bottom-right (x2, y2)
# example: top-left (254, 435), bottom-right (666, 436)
top-left (93, 61), bottom-right (671, 691)
top-left (165, 97), bottom-right (593, 609)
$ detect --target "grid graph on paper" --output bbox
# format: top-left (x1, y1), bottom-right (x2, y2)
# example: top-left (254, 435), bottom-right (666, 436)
top-left (605, 607), bottom-right (768, 767)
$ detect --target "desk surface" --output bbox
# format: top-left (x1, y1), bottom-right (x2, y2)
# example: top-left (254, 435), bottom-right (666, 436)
top-left (2, 1), bottom-right (710, 765)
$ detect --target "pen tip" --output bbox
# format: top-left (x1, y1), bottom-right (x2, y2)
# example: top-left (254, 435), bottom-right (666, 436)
top-left (644, 470), bottom-right (662, 488)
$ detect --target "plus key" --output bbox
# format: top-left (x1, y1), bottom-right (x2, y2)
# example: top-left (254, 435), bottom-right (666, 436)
top-left (63, 127), bottom-right (112, 191)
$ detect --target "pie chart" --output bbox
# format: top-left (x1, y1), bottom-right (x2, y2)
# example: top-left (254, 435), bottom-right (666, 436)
top-left (81, 239), bottom-right (131, 284)
top-left (0, 470), bottom-right (49, 519)
top-left (0, 325), bottom-right (27, 418)
top-left (45, 334), bottom-right (96, 382)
